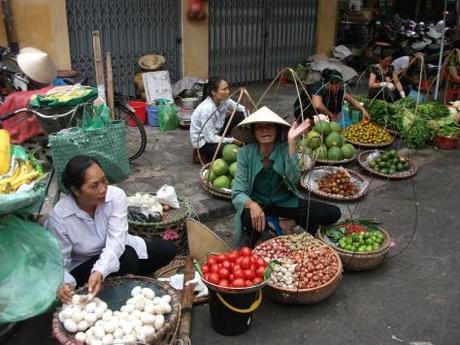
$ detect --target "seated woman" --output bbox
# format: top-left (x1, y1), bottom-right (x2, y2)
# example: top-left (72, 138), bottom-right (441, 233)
top-left (368, 49), bottom-right (406, 102)
top-left (293, 69), bottom-right (370, 125)
top-left (231, 107), bottom-right (341, 247)
top-left (190, 77), bottom-right (247, 163)
top-left (46, 155), bottom-right (177, 303)
top-left (443, 40), bottom-right (460, 103)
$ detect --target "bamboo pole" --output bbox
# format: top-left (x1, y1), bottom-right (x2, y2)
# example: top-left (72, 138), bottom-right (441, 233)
top-left (92, 31), bottom-right (106, 102)
top-left (174, 257), bottom-right (195, 344)
top-left (106, 53), bottom-right (115, 119)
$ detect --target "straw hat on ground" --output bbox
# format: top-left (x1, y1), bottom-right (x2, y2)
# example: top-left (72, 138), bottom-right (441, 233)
top-left (138, 54), bottom-right (165, 71)
top-left (232, 106), bottom-right (291, 143)
top-left (17, 47), bottom-right (57, 84)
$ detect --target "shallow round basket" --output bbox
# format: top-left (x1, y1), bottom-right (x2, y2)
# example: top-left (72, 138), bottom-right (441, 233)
top-left (52, 275), bottom-right (181, 345)
top-left (154, 255), bottom-right (208, 304)
top-left (264, 246), bottom-right (343, 304)
top-left (199, 163), bottom-right (232, 200)
top-left (344, 135), bottom-right (395, 148)
top-left (300, 166), bottom-right (370, 201)
top-left (128, 197), bottom-right (192, 230)
top-left (314, 151), bottom-right (357, 165)
top-left (316, 227), bottom-right (391, 271)
top-left (130, 223), bottom-right (188, 255)
top-left (357, 150), bottom-right (418, 179)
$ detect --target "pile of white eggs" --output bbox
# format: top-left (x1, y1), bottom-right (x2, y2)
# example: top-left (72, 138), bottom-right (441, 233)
top-left (58, 286), bottom-right (172, 345)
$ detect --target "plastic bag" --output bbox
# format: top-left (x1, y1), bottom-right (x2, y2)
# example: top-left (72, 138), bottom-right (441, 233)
top-left (82, 98), bottom-right (112, 130)
top-left (158, 99), bottom-right (178, 131)
top-left (128, 206), bottom-right (162, 223)
top-left (0, 215), bottom-right (64, 323)
top-left (157, 185), bottom-right (180, 209)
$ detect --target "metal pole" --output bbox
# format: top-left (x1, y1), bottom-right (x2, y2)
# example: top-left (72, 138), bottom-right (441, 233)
top-left (434, 0), bottom-right (448, 100)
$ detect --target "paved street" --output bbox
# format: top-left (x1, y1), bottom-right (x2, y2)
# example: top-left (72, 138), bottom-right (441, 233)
top-left (4, 82), bottom-right (460, 345)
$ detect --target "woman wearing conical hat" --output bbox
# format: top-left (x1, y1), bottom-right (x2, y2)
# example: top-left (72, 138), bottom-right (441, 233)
top-left (231, 107), bottom-right (341, 247)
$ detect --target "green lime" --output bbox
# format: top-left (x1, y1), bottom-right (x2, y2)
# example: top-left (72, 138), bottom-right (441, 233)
top-left (373, 243), bottom-right (381, 250)
top-left (358, 246), bottom-right (366, 252)
top-left (366, 245), bottom-right (373, 251)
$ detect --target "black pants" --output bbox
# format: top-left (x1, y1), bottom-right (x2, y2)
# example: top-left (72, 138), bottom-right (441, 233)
top-left (242, 199), bottom-right (341, 247)
top-left (71, 238), bottom-right (177, 287)
top-left (198, 111), bottom-right (245, 163)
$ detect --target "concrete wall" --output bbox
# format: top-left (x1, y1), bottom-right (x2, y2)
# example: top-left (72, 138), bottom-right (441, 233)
top-left (0, 0), bottom-right (71, 69)
top-left (181, 0), bottom-right (209, 79)
top-left (315, 0), bottom-right (338, 55)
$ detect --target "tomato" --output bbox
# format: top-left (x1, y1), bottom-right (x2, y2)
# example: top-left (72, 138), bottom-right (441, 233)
top-left (217, 254), bottom-right (228, 262)
top-left (228, 251), bottom-right (239, 262)
top-left (233, 270), bottom-right (245, 280)
top-left (209, 273), bottom-right (220, 285)
top-left (201, 264), bottom-right (210, 274)
top-left (239, 246), bottom-right (253, 257)
top-left (207, 257), bottom-right (218, 266)
top-left (240, 257), bottom-right (252, 270)
top-left (232, 278), bottom-right (245, 288)
top-left (243, 269), bottom-right (255, 280)
top-left (204, 273), bottom-right (211, 281)
top-left (245, 280), bottom-right (253, 287)
top-left (221, 260), bottom-right (232, 270)
top-left (218, 267), bottom-right (230, 279)
top-left (232, 264), bottom-right (242, 272)
top-left (210, 264), bottom-right (220, 274)
top-left (255, 256), bottom-right (267, 268)
top-left (235, 257), bottom-right (244, 266)
top-left (229, 274), bottom-right (234, 281)
top-left (255, 266), bottom-right (265, 278)
top-left (253, 277), bottom-right (263, 285)
top-left (218, 279), bottom-right (230, 287)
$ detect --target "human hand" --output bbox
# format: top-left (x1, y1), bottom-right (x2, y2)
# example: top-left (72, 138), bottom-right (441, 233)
top-left (362, 110), bottom-right (371, 121)
top-left (232, 138), bottom-right (243, 146)
top-left (399, 91), bottom-right (406, 98)
top-left (58, 283), bottom-right (74, 304)
top-left (387, 82), bottom-right (395, 90)
top-left (379, 82), bottom-right (389, 88)
top-left (87, 271), bottom-right (103, 297)
top-left (313, 114), bottom-right (329, 124)
top-left (287, 119), bottom-right (311, 143)
top-left (247, 201), bottom-right (265, 232)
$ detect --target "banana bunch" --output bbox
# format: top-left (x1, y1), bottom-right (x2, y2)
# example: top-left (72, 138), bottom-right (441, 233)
top-left (0, 159), bottom-right (40, 194)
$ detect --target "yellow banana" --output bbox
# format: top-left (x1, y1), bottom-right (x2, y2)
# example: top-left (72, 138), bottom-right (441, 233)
top-left (8, 170), bottom-right (40, 191)
top-left (0, 164), bottom-right (21, 186)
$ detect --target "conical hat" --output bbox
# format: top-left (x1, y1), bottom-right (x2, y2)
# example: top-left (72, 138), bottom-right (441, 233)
top-left (17, 47), bottom-right (57, 84)
top-left (232, 106), bottom-right (291, 143)
top-left (138, 54), bottom-right (166, 70)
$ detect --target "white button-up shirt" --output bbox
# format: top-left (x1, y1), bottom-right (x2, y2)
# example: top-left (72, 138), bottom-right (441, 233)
top-left (46, 186), bottom-right (147, 286)
top-left (190, 96), bottom-right (247, 149)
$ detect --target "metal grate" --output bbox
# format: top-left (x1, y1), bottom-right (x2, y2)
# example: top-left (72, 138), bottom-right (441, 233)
top-left (66, 0), bottom-right (182, 97)
top-left (209, 0), bottom-right (318, 84)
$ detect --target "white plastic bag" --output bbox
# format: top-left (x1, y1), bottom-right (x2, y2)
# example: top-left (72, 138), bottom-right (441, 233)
top-left (157, 185), bottom-right (180, 209)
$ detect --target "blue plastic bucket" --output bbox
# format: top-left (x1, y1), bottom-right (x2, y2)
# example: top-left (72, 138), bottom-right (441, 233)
top-left (408, 88), bottom-right (426, 102)
top-left (147, 104), bottom-right (159, 127)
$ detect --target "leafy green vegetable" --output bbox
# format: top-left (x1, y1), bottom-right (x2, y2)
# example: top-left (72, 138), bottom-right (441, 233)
top-left (428, 116), bottom-right (460, 137)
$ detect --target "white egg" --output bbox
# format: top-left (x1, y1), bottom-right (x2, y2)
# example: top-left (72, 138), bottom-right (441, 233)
top-left (133, 294), bottom-right (145, 302)
top-left (92, 325), bottom-right (105, 339)
top-left (131, 318), bottom-right (142, 329)
top-left (134, 300), bottom-right (145, 311)
top-left (102, 320), bottom-right (117, 334)
top-left (153, 314), bottom-right (165, 330)
top-left (152, 304), bottom-right (162, 315)
top-left (141, 287), bottom-right (155, 300)
top-left (95, 320), bottom-right (104, 327)
top-left (75, 331), bottom-right (86, 342)
top-left (120, 305), bottom-right (127, 313)
top-left (83, 312), bottom-right (97, 324)
top-left (98, 301), bottom-right (108, 311)
top-left (113, 338), bottom-right (123, 344)
top-left (101, 310), bottom-right (113, 321)
top-left (58, 311), bottom-right (66, 323)
top-left (131, 286), bottom-right (142, 297)
top-left (85, 302), bottom-right (97, 313)
top-left (122, 333), bottom-right (136, 345)
top-left (63, 319), bottom-right (78, 333)
top-left (161, 302), bottom-right (172, 314)
top-left (94, 307), bottom-right (104, 318)
top-left (85, 328), bottom-right (93, 337)
top-left (140, 312), bottom-right (155, 325)
top-left (122, 322), bottom-right (134, 335)
top-left (101, 333), bottom-right (113, 345)
top-left (91, 339), bottom-right (102, 345)
top-left (92, 297), bottom-right (101, 305)
top-left (126, 297), bottom-right (135, 305)
top-left (112, 327), bottom-right (124, 339)
top-left (131, 309), bottom-right (142, 318)
top-left (77, 320), bottom-right (89, 331)
top-left (72, 295), bottom-right (82, 305)
top-left (136, 331), bottom-right (146, 342)
top-left (161, 295), bottom-right (172, 304)
top-left (142, 325), bottom-right (155, 337)
top-left (113, 311), bottom-right (120, 317)
top-left (125, 304), bottom-right (136, 313)
top-left (119, 312), bottom-right (129, 320)
top-left (62, 306), bottom-right (73, 319)
top-left (152, 297), bottom-right (162, 305)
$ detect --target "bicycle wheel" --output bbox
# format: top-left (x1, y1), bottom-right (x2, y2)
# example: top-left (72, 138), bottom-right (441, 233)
top-left (113, 102), bottom-right (147, 161)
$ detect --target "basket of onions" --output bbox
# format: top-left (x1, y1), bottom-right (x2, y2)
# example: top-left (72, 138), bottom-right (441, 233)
top-left (52, 275), bottom-right (181, 345)
top-left (253, 233), bottom-right (343, 304)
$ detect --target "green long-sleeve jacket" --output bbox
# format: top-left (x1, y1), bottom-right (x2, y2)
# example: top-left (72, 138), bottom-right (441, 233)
top-left (231, 141), bottom-right (301, 242)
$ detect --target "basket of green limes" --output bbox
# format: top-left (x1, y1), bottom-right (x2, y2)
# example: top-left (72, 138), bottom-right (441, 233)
top-left (317, 220), bottom-right (391, 271)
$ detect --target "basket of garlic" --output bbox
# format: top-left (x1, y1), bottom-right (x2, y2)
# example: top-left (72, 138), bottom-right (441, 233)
top-left (52, 275), bottom-right (181, 345)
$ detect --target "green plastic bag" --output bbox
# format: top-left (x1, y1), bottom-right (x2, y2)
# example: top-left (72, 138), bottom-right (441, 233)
top-left (29, 86), bottom-right (97, 108)
top-left (82, 101), bottom-right (112, 130)
top-left (158, 99), bottom-right (178, 131)
top-left (0, 215), bottom-right (64, 323)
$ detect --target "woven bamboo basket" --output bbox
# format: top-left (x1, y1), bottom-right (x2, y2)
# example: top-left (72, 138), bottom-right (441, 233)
top-left (357, 150), bottom-right (418, 180)
top-left (263, 246), bottom-right (343, 304)
top-left (129, 223), bottom-right (188, 255)
top-left (154, 255), bottom-right (208, 304)
top-left (316, 227), bottom-right (391, 271)
top-left (199, 163), bottom-right (232, 200)
top-left (52, 275), bottom-right (181, 345)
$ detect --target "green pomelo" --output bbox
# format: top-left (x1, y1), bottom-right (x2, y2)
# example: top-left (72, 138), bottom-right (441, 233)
top-left (204, 169), bottom-right (217, 183)
top-left (305, 130), bottom-right (322, 149)
top-left (327, 146), bottom-right (343, 161)
top-left (211, 158), bottom-right (229, 176)
top-left (341, 143), bottom-right (355, 159)
top-left (325, 132), bottom-right (344, 148)
top-left (213, 175), bottom-right (231, 189)
top-left (229, 162), bottom-right (237, 177)
top-left (222, 144), bottom-right (239, 163)
top-left (313, 145), bottom-right (328, 160)
top-left (313, 120), bottom-right (331, 136)
top-left (329, 121), bottom-right (342, 133)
